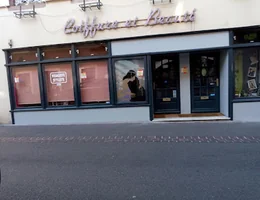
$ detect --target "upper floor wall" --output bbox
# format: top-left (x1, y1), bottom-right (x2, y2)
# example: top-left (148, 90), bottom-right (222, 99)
top-left (0, 0), bottom-right (259, 49)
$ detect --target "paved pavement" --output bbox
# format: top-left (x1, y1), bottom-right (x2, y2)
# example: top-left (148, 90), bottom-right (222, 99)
top-left (0, 122), bottom-right (260, 200)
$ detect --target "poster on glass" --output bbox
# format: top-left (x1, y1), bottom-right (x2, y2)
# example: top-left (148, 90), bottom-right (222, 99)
top-left (115, 59), bottom-right (146, 103)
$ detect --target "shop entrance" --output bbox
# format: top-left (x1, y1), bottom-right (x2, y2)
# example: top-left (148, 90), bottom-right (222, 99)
top-left (152, 54), bottom-right (180, 114)
top-left (190, 52), bottom-right (220, 113)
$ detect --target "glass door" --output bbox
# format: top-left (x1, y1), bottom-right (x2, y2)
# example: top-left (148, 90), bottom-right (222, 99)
top-left (152, 55), bottom-right (180, 114)
top-left (190, 52), bottom-right (220, 113)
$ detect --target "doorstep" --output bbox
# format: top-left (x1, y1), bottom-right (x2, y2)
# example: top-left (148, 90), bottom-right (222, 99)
top-left (152, 115), bottom-right (231, 122)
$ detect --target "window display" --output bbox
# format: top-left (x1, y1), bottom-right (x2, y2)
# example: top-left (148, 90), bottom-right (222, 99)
top-left (78, 61), bottom-right (109, 104)
top-left (12, 66), bottom-right (41, 107)
top-left (44, 63), bottom-right (75, 106)
top-left (234, 48), bottom-right (260, 98)
top-left (114, 58), bottom-right (146, 103)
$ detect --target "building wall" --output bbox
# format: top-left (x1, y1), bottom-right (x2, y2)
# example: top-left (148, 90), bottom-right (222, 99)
top-left (13, 107), bottom-right (150, 125)
top-left (111, 32), bottom-right (229, 56)
top-left (179, 53), bottom-right (191, 114)
top-left (220, 51), bottom-right (229, 117)
top-left (0, 0), bottom-right (260, 123)
top-left (233, 102), bottom-right (260, 122)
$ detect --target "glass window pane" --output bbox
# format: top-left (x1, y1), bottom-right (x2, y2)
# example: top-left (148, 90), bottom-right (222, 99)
top-left (233, 28), bottom-right (260, 44)
top-left (10, 49), bottom-right (37, 63)
top-left (42, 45), bottom-right (71, 60)
top-left (12, 66), bottom-right (41, 108)
top-left (78, 61), bottom-right (109, 104)
top-left (234, 48), bottom-right (260, 98)
top-left (76, 43), bottom-right (108, 57)
top-left (115, 58), bottom-right (146, 103)
top-left (194, 88), bottom-right (200, 96)
top-left (44, 63), bottom-right (75, 106)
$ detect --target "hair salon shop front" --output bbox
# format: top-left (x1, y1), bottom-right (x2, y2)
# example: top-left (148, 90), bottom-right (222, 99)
top-left (5, 9), bottom-right (260, 125)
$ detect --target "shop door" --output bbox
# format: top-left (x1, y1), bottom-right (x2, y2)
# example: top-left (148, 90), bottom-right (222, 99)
top-left (152, 55), bottom-right (180, 114)
top-left (190, 52), bottom-right (220, 113)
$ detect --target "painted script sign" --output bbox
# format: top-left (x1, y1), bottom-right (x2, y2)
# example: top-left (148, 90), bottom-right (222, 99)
top-left (64, 8), bottom-right (196, 38)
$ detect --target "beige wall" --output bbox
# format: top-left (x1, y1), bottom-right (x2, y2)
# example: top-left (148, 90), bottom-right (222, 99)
top-left (0, 0), bottom-right (259, 123)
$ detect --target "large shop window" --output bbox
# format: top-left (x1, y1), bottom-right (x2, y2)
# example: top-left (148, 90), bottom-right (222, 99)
top-left (76, 43), bottom-right (108, 57)
top-left (10, 49), bottom-right (37, 63)
top-left (42, 46), bottom-right (72, 60)
top-left (78, 61), bottom-right (110, 104)
top-left (114, 58), bottom-right (146, 103)
top-left (11, 66), bottom-right (41, 108)
top-left (234, 48), bottom-right (260, 98)
top-left (44, 63), bottom-right (75, 106)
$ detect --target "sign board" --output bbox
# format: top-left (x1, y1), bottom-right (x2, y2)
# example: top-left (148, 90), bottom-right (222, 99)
top-left (50, 71), bottom-right (67, 85)
top-left (64, 8), bottom-right (196, 38)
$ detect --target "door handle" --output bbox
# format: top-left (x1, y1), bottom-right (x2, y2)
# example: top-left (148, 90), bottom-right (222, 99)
top-left (216, 78), bottom-right (219, 86)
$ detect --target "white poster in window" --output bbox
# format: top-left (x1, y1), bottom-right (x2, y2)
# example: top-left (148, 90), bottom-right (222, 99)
top-left (80, 72), bottom-right (87, 79)
top-left (137, 69), bottom-right (144, 77)
top-left (14, 77), bottom-right (19, 83)
top-left (247, 79), bottom-right (257, 90)
top-left (50, 71), bottom-right (67, 85)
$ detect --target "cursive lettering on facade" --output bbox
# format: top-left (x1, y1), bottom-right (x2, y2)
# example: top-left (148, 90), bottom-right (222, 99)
top-left (64, 8), bottom-right (196, 38)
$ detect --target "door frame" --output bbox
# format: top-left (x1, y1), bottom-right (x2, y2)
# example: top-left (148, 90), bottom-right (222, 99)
top-left (151, 53), bottom-right (181, 114)
top-left (190, 51), bottom-right (221, 113)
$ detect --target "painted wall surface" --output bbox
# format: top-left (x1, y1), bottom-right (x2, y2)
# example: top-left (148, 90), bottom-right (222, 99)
top-left (111, 32), bottom-right (229, 56)
top-left (220, 51), bottom-right (229, 117)
top-left (233, 102), bottom-right (260, 122)
top-left (0, 0), bottom-right (260, 49)
top-left (13, 107), bottom-right (150, 125)
top-left (179, 53), bottom-right (191, 114)
top-left (0, 0), bottom-right (260, 123)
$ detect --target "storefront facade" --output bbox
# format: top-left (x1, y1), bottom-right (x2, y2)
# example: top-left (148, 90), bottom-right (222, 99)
top-left (0, 0), bottom-right (260, 124)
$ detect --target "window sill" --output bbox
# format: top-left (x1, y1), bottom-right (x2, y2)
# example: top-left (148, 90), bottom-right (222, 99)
top-left (10, 103), bottom-right (150, 112)
top-left (233, 98), bottom-right (260, 103)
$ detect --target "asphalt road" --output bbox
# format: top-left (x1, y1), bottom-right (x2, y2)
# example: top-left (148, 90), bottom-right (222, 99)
top-left (0, 122), bottom-right (260, 200)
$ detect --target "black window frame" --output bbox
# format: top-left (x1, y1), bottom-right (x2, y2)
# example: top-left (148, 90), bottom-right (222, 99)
top-left (231, 27), bottom-right (260, 103)
top-left (4, 41), bottom-right (150, 113)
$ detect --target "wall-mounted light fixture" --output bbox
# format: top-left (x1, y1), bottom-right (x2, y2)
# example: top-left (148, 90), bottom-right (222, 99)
top-left (79, 0), bottom-right (103, 11)
top-left (8, 39), bottom-right (13, 48)
top-left (151, 0), bottom-right (172, 4)
top-left (13, 0), bottom-right (46, 19)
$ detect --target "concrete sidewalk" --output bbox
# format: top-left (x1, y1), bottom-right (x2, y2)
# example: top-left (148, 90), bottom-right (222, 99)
top-left (0, 121), bottom-right (259, 138)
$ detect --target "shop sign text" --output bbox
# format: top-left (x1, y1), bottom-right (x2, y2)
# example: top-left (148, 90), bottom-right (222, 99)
top-left (64, 8), bottom-right (196, 38)
top-left (50, 71), bottom-right (67, 85)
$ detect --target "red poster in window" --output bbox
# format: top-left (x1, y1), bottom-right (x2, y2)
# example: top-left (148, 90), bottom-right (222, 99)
top-left (12, 66), bottom-right (41, 106)
top-left (45, 64), bottom-right (74, 103)
top-left (79, 61), bottom-right (109, 103)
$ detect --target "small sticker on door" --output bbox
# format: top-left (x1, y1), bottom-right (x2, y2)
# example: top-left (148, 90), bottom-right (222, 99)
top-left (172, 90), bottom-right (177, 98)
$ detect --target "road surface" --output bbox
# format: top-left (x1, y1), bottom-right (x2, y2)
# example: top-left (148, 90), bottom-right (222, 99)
top-left (0, 122), bottom-right (260, 200)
